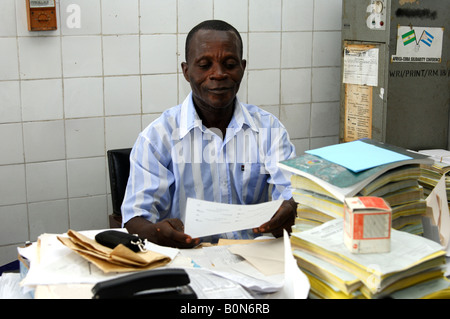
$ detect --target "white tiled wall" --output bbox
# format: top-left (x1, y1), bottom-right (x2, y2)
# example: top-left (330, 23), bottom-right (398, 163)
top-left (0, 0), bottom-right (342, 265)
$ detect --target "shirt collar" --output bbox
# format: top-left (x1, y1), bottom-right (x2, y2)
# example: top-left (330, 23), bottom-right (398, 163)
top-left (179, 92), bottom-right (259, 140)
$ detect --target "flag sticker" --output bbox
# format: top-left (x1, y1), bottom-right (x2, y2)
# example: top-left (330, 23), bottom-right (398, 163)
top-left (402, 29), bottom-right (416, 46)
top-left (401, 29), bottom-right (435, 48)
top-left (420, 30), bottom-right (434, 47)
top-left (392, 26), bottom-right (443, 63)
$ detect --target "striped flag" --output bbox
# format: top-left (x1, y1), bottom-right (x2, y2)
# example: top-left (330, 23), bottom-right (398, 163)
top-left (402, 29), bottom-right (416, 46)
top-left (420, 30), bottom-right (434, 47)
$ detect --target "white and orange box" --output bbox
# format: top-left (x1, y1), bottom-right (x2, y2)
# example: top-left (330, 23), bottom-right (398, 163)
top-left (344, 197), bottom-right (392, 254)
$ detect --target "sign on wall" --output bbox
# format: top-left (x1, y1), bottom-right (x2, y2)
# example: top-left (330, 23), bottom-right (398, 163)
top-left (342, 43), bottom-right (379, 142)
top-left (343, 44), bottom-right (379, 87)
top-left (391, 26), bottom-right (444, 63)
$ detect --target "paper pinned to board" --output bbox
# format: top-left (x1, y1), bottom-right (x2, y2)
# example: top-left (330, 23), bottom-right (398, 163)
top-left (343, 84), bottom-right (373, 142)
top-left (184, 198), bottom-right (283, 238)
top-left (424, 174), bottom-right (450, 255)
top-left (343, 44), bottom-right (379, 86)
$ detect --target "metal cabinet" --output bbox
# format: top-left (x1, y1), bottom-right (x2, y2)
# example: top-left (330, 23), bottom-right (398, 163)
top-left (340, 0), bottom-right (449, 150)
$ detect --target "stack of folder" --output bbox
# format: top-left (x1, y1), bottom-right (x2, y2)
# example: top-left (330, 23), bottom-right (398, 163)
top-left (290, 218), bottom-right (450, 299)
top-left (417, 149), bottom-right (450, 200)
top-left (279, 139), bottom-right (433, 234)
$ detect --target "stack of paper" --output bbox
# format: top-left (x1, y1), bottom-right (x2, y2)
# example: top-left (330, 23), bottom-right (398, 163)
top-left (293, 249), bottom-right (362, 298)
top-left (418, 149), bottom-right (450, 199)
top-left (290, 219), bottom-right (449, 299)
top-left (279, 139), bottom-right (432, 234)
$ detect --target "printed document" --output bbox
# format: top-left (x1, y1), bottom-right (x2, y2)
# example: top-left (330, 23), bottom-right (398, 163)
top-left (184, 198), bottom-right (283, 238)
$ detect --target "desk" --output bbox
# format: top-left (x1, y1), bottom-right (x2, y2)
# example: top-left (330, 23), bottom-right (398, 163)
top-left (16, 229), bottom-right (309, 299)
top-left (34, 283), bottom-right (93, 299)
top-left (9, 228), bottom-right (450, 299)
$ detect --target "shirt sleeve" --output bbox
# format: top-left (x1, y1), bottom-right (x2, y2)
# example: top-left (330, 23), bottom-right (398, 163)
top-left (121, 132), bottom-right (175, 226)
top-left (264, 124), bottom-right (296, 201)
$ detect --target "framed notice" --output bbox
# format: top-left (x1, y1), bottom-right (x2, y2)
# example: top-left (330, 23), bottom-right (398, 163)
top-left (344, 84), bottom-right (372, 142)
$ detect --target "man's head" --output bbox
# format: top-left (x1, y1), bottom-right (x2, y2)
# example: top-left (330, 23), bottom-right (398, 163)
top-left (181, 20), bottom-right (246, 113)
top-left (184, 20), bottom-right (243, 63)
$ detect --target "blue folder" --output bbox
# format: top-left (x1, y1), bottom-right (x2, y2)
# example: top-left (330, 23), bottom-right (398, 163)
top-left (306, 140), bottom-right (412, 173)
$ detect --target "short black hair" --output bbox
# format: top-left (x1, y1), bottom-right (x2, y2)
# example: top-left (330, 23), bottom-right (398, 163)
top-left (185, 20), bottom-right (243, 63)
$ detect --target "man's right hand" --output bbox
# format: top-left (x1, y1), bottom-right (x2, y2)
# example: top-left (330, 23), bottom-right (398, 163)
top-left (125, 216), bottom-right (200, 248)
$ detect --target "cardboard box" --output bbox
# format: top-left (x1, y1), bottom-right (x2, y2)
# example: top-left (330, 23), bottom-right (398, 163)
top-left (344, 197), bottom-right (391, 254)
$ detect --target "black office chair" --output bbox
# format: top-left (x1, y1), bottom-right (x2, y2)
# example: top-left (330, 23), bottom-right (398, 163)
top-left (107, 148), bottom-right (132, 228)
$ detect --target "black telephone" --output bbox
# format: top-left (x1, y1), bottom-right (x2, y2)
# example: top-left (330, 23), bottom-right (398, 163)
top-left (92, 268), bottom-right (197, 299)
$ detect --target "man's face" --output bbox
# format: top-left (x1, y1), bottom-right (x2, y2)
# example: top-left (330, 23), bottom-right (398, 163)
top-left (182, 29), bottom-right (246, 111)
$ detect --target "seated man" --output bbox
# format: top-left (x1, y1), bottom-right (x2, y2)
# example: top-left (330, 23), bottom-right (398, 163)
top-left (122, 20), bottom-right (297, 248)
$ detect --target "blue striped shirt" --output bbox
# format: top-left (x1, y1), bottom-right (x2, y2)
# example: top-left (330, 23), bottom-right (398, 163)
top-left (121, 92), bottom-right (296, 241)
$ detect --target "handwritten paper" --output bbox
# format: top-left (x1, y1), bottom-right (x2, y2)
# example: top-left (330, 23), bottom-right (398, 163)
top-left (184, 198), bottom-right (283, 238)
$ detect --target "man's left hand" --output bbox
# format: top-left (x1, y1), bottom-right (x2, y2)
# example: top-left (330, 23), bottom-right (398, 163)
top-left (253, 198), bottom-right (298, 237)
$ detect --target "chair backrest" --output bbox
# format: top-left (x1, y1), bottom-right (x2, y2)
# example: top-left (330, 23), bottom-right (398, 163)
top-left (107, 148), bottom-right (132, 227)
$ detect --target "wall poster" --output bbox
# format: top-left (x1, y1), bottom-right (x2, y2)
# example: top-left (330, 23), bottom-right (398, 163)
top-left (343, 43), bottom-right (379, 87)
top-left (344, 84), bottom-right (373, 142)
top-left (342, 43), bottom-right (377, 142)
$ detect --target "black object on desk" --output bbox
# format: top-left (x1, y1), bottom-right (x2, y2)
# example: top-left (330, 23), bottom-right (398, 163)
top-left (91, 268), bottom-right (197, 299)
top-left (95, 230), bottom-right (146, 253)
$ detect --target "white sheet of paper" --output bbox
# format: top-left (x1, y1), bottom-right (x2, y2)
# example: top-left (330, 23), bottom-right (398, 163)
top-left (281, 230), bottom-right (310, 299)
top-left (343, 47), bottom-right (379, 86)
top-left (425, 174), bottom-right (450, 254)
top-left (228, 238), bottom-right (284, 276)
top-left (184, 198), bottom-right (284, 238)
